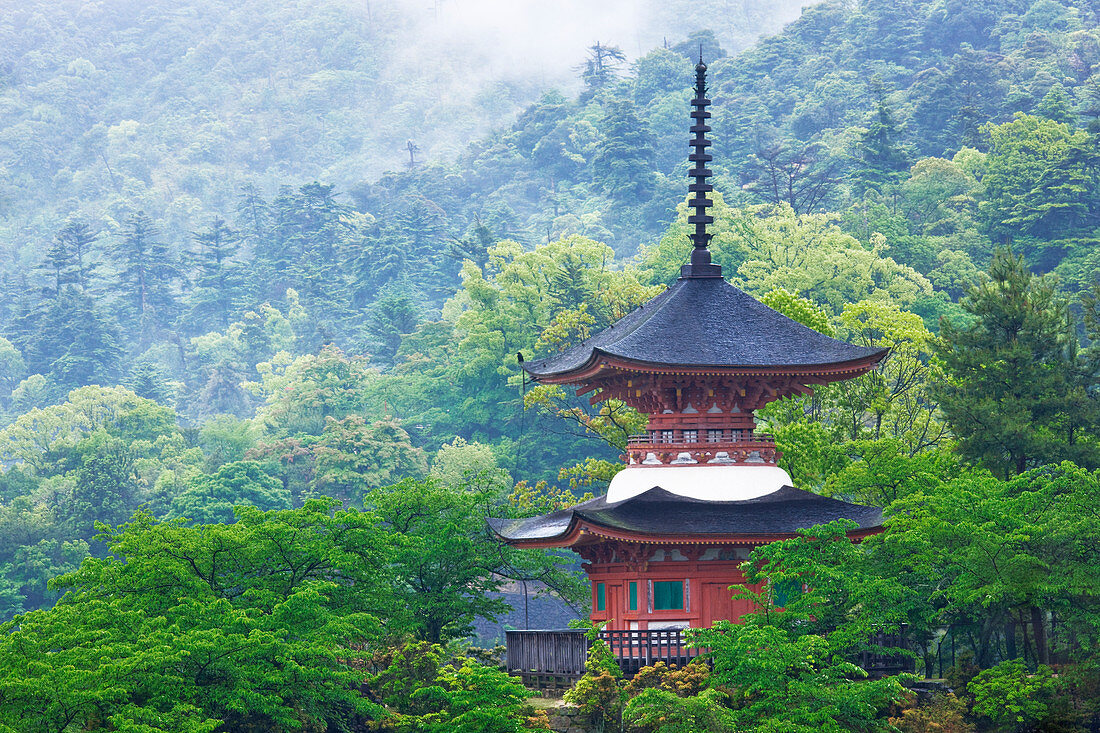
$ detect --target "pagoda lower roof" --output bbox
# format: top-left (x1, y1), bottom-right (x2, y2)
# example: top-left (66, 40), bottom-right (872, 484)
top-left (487, 486), bottom-right (883, 547)
top-left (523, 276), bottom-right (886, 380)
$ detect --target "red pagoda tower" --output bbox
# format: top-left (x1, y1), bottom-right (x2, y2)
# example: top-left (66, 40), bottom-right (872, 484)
top-left (490, 59), bottom-right (887, 635)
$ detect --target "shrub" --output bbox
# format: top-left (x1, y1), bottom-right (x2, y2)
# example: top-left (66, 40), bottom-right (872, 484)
top-left (968, 660), bottom-right (1054, 732)
top-left (888, 693), bottom-right (974, 733)
top-left (564, 624), bottom-right (625, 730)
top-left (625, 661), bottom-right (710, 698)
top-left (622, 687), bottom-right (738, 733)
top-left (367, 641), bottom-right (539, 732)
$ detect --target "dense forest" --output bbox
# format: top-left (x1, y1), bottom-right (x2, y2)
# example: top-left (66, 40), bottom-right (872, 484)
top-left (1, 0), bottom-right (1100, 730)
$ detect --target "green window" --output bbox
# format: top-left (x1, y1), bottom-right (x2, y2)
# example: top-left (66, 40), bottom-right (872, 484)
top-left (773, 579), bottom-right (801, 609)
top-left (652, 580), bottom-right (684, 610)
top-left (596, 582), bottom-right (606, 611)
top-left (628, 582), bottom-right (638, 611)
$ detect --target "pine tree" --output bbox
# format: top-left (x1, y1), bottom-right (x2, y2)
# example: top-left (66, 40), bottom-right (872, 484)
top-left (56, 221), bottom-right (99, 293)
top-left (935, 249), bottom-right (1098, 476)
top-left (185, 217), bottom-right (242, 332)
top-left (236, 182), bottom-right (271, 246)
top-left (38, 232), bottom-right (77, 298)
top-left (111, 212), bottom-right (179, 343)
top-left (853, 82), bottom-right (911, 193)
top-left (125, 360), bottom-right (174, 405)
top-left (579, 42), bottom-right (626, 99)
top-left (350, 233), bottom-right (405, 306)
top-left (446, 220), bottom-right (494, 271)
top-left (12, 290), bottom-right (123, 396)
top-left (592, 101), bottom-right (656, 201)
top-left (365, 286), bottom-right (422, 367)
top-left (263, 183), bottom-right (351, 306)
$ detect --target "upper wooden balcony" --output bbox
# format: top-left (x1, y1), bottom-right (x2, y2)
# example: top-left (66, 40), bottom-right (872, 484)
top-left (624, 430), bottom-right (778, 466)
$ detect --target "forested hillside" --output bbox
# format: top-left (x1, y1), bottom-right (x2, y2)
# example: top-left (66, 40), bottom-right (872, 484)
top-left (1, 0), bottom-right (1100, 615)
top-left (2, 0), bottom-right (1100, 729)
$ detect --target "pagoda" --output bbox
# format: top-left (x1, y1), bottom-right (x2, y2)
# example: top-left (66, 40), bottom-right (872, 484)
top-left (489, 59), bottom-right (886, 633)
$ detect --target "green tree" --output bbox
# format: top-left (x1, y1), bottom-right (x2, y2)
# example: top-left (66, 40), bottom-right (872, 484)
top-left (579, 42), bottom-right (626, 97)
top-left (197, 414), bottom-right (255, 470)
top-left (260, 182), bottom-right (356, 335)
top-left (312, 416), bottom-right (427, 503)
top-left (592, 101), bottom-right (656, 201)
top-left (899, 153), bottom-right (982, 236)
top-left (853, 82), bottom-right (911, 193)
top-left (167, 460), bottom-right (289, 524)
top-left (366, 477), bottom-right (509, 644)
top-left (38, 227), bottom-right (78, 298)
top-left (641, 201), bottom-right (932, 312)
top-left (0, 338), bottom-right (26, 415)
top-left (52, 220), bottom-right (98, 293)
top-left (124, 359), bottom-right (174, 404)
top-left (978, 114), bottom-right (1100, 258)
top-left (623, 688), bottom-right (738, 733)
top-left (693, 622), bottom-right (908, 732)
top-left (368, 641), bottom-right (539, 733)
top-left (111, 211), bottom-right (180, 344)
top-left (251, 344), bottom-right (378, 438)
top-left (431, 436), bottom-right (509, 489)
top-left (0, 385), bottom-right (177, 475)
top-left (936, 249), bottom-right (1097, 476)
top-left (64, 434), bottom-right (139, 536)
top-left (888, 463), bottom-right (1100, 668)
top-left (7, 290), bottom-right (121, 397)
top-left (185, 217), bottom-right (242, 333)
top-left (828, 299), bottom-right (947, 452)
top-left (0, 500), bottom-right (396, 731)
top-left (747, 138), bottom-right (840, 214)
top-left (968, 660), bottom-right (1054, 732)
top-left (1035, 83), bottom-right (1075, 125)
top-left (365, 286), bottom-right (422, 367)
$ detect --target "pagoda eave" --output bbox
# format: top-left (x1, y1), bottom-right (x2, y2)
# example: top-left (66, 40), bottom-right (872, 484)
top-left (503, 526), bottom-right (880, 548)
top-left (491, 519), bottom-right (882, 550)
top-left (527, 348), bottom-right (889, 386)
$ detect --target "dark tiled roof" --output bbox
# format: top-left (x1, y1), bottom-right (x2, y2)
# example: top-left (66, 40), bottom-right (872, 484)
top-left (487, 486), bottom-right (883, 543)
top-left (523, 277), bottom-right (885, 377)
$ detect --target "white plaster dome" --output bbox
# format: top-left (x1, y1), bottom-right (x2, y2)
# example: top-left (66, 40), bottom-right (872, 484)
top-left (606, 464), bottom-right (793, 504)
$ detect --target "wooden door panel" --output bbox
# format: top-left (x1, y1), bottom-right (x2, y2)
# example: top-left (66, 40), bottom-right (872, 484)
top-left (703, 582), bottom-right (758, 626)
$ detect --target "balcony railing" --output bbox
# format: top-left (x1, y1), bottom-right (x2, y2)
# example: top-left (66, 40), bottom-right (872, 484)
top-left (626, 432), bottom-right (775, 445)
top-left (624, 434), bottom-right (778, 466)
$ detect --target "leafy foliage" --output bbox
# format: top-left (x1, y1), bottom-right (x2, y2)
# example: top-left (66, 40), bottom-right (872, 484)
top-left (968, 660), bottom-right (1055, 732)
top-left (0, 501), bottom-right (393, 731)
top-left (936, 248), bottom-right (1099, 476)
top-left (2, 2), bottom-right (1100, 726)
top-left (367, 641), bottom-right (542, 733)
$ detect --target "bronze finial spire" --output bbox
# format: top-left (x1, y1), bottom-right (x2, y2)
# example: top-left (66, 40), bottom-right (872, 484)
top-left (681, 50), bottom-right (722, 278)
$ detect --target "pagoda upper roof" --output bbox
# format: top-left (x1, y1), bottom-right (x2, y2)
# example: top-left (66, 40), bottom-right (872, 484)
top-left (523, 276), bottom-right (887, 380)
top-left (487, 485), bottom-right (883, 547)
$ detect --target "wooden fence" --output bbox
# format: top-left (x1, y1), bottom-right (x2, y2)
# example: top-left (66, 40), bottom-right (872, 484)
top-left (505, 628), bottom-right (703, 687)
top-left (506, 628), bottom-right (913, 687)
top-left (601, 628), bottom-right (706, 674)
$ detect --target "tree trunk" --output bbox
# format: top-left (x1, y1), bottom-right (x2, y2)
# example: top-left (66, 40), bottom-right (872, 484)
top-left (1032, 606), bottom-right (1049, 666)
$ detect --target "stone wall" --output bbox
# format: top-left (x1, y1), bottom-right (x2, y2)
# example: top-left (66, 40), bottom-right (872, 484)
top-left (545, 705), bottom-right (596, 733)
